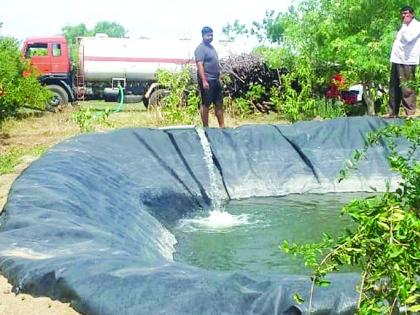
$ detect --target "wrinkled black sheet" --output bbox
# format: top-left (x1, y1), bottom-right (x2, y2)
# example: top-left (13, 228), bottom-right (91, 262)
top-left (0, 117), bottom-right (405, 314)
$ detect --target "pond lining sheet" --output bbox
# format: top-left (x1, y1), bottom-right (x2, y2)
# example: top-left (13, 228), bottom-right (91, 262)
top-left (0, 117), bottom-right (404, 314)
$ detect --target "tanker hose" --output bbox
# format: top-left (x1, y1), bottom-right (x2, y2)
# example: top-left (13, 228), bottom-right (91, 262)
top-left (115, 84), bottom-right (124, 113)
top-left (85, 85), bottom-right (124, 122)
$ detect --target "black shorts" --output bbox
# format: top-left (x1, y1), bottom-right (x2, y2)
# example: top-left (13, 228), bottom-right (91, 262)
top-left (198, 79), bottom-right (223, 108)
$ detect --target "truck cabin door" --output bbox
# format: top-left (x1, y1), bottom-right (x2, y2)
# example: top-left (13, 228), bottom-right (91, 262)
top-left (24, 42), bottom-right (51, 75)
top-left (50, 42), bottom-right (69, 74)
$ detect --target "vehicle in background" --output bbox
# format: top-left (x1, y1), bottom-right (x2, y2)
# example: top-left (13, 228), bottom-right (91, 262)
top-left (22, 34), bottom-right (248, 109)
top-left (23, 36), bottom-right (74, 108)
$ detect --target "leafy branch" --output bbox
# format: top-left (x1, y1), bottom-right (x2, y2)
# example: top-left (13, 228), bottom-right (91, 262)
top-left (154, 67), bottom-right (200, 125)
top-left (283, 119), bottom-right (420, 314)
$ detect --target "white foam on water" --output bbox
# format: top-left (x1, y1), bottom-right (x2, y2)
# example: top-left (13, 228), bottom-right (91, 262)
top-left (178, 210), bottom-right (250, 232)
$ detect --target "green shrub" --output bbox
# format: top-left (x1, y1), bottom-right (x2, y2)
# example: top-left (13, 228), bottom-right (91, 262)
top-left (71, 106), bottom-right (113, 132)
top-left (0, 37), bottom-right (51, 123)
top-left (231, 97), bottom-right (252, 118)
top-left (283, 119), bottom-right (420, 314)
top-left (315, 98), bottom-right (347, 119)
top-left (154, 67), bottom-right (200, 125)
top-left (271, 58), bottom-right (317, 122)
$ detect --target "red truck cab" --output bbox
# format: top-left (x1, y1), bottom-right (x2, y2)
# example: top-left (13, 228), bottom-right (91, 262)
top-left (22, 36), bottom-right (75, 106)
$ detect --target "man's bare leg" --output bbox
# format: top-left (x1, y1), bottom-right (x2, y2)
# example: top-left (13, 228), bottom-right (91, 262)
top-left (215, 106), bottom-right (225, 128)
top-left (200, 105), bottom-right (209, 127)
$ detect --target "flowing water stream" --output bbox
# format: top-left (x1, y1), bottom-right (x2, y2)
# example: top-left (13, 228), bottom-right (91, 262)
top-left (194, 127), bottom-right (246, 226)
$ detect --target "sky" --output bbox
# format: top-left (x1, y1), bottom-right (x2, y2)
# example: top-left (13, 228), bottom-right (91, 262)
top-left (1, 0), bottom-right (293, 45)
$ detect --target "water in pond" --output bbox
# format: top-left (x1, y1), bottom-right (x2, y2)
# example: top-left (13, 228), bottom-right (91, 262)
top-left (173, 193), bottom-right (367, 275)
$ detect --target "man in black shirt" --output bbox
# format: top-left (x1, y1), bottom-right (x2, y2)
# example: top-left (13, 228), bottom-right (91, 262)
top-left (194, 26), bottom-right (224, 128)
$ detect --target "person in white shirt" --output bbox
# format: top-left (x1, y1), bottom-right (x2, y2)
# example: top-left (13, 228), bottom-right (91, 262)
top-left (389, 5), bottom-right (420, 117)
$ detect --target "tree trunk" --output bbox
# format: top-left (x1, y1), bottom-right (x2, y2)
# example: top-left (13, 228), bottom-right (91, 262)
top-left (363, 84), bottom-right (375, 115)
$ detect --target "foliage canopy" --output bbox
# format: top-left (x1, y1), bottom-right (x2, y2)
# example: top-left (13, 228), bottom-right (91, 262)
top-left (0, 36), bottom-right (50, 123)
top-left (226, 0), bottom-right (420, 116)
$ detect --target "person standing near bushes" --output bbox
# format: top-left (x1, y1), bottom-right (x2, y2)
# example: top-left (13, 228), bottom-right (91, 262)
top-left (388, 5), bottom-right (420, 117)
top-left (194, 26), bottom-right (225, 128)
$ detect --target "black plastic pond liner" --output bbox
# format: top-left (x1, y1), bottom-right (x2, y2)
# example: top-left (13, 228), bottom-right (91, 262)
top-left (0, 117), bottom-right (410, 314)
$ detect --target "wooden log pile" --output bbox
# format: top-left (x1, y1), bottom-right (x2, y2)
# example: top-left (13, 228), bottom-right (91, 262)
top-left (220, 53), bottom-right (286, 113)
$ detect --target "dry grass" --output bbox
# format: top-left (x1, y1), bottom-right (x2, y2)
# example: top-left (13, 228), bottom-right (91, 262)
top-left (1, 100), bottom-right (286, 153)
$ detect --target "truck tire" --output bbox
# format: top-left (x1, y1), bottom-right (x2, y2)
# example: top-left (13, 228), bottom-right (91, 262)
top-left (119, 94), bottom-right (143, 104)
top-left (148, 89), bottom-right (170, 108)
top-left (47, 85), bottom-right (69, 110)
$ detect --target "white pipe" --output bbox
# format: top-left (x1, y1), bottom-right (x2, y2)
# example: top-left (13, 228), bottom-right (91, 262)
top-left (159, 125), bottom-right (196, 130)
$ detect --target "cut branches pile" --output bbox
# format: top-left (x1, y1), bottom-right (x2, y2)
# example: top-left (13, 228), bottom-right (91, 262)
top-left (220, 53), bottom-right (286, 113)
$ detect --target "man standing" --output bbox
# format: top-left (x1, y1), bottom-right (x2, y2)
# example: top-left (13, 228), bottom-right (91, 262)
top-left (389, 5), bottom-right (420, 117)
top-left (194, 26), bottom-right (224, 128)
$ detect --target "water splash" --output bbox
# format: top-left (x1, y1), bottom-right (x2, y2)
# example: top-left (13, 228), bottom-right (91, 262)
top-left (178, 210), bottom-right (250, 232)
top-left (193, 128), bottom-right (249, 230)
top-left (195, 127), bottom-right (226, 210)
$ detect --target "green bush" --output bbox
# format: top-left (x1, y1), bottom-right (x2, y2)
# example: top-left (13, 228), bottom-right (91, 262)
top-left (71, 106), bottom-right (113, 133)
top-left (315, 98), bottom-right (347, 119)
top-left (154, 67), bottom-right (200, 125)
top-left (283, 119), bottom-right (420, 314)
top-left (0, 36), bottom-right (50, 124)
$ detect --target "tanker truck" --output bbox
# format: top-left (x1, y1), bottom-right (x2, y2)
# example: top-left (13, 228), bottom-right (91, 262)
top-left (22, 34), bottom-right (247, 109)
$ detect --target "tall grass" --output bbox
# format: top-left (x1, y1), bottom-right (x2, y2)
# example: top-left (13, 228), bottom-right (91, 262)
top-left (0, 146), bottom-right (48, 175)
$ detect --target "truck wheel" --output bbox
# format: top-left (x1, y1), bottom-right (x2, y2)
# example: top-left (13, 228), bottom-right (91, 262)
top-left (148, 89), bottom-right (170, 108)
top-left (47, 85), bottom-right (69, 110)
top-left (125, 95), bottom-right (143, 104)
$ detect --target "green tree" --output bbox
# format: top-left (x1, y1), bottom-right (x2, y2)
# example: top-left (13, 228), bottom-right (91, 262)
top-left (230, 1), bottom-right (420, 116)
top-left (153, 67), bottom-right (200, 125)
top-left (61, 21), bottom-right (127, 66)
top-left (61, 21), bottom-right (127, 44)
top-left (0, 37), bottom-right (50, 123)
top-left (222, 20), bottom-right (248, 41)
top-left (93, 21), bottom-right (127, 38)
top-left (61, 23), bottom-right (91, 64)
top-left (264, 1), bottom-right (420, 113)
top-left (250, 10), bottom-right (286, 43)
top-left (61, 23), bottom-right (90, 46)
top-left (222, 11), bottom-right (286, 43)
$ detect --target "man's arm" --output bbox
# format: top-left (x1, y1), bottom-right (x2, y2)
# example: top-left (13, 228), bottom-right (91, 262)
top-left (196, 61), bottom-right (209, 90)
top-left (400, 20), bottom-right (420, 43)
